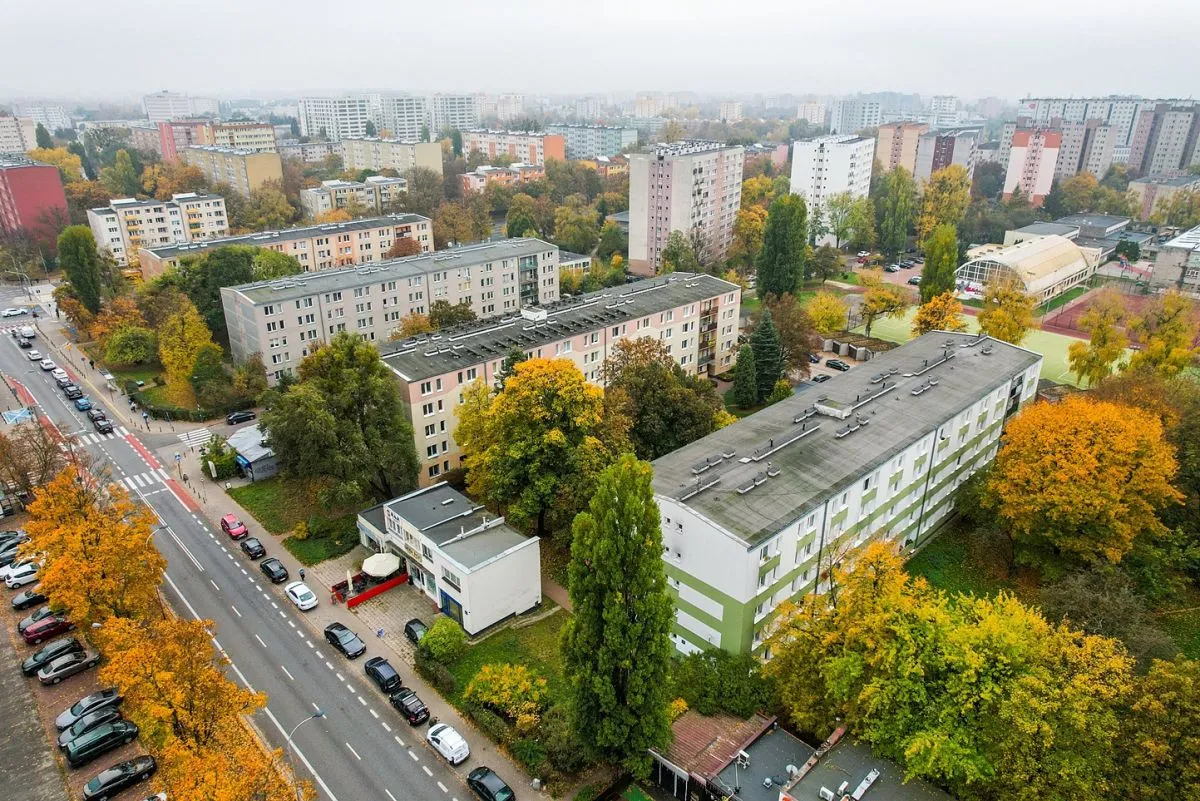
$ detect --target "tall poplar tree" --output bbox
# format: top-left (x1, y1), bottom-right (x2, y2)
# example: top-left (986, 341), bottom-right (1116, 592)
top-left (919, 223), bottom-right (959, 302)
top-left (56, 225), bottom-right (103, 313)
top-left (561, 454), bottom-right (674, 775)
top-left (756, 194), bottom-right (808, 298)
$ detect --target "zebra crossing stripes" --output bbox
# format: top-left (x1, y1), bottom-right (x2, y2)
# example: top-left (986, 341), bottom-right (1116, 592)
top-left (178, 427), bottom-right (211, 447)
top-left (112, 469), bottom-right (170, 493)
top-left (74, 426), bottom-right (130, 445)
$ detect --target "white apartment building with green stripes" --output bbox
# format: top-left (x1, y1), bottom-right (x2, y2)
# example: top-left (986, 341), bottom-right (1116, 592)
top-left (650, 332), bottom-right (1043, 655)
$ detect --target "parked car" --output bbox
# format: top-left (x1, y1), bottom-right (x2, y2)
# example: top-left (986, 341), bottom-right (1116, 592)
top-left (284, 581), bottom-right (317, 611)
top-left (55, 375), bottom-right (72, 387)
top-left (56, 689), bottom-right (123, 731)
top-left (427, 723), bottom-right (470, 765)
top-left (808, 353), bottom-right (821, 364)
top-left (38, 649), bottom-right (101, 685)
top-left (58, 708), bottom-right (124, 748)
top-left (907, 275), bottom-right (921, 285)
top-left (26, 349), bottom-right (41, 360)
top-left (220, 514), bottom-right (247, 539)
top-left (0, 544), bottom-right (26, 568)
top-left (82, 756), bottom-right (157, 801)
top-left (240, 537), bottom-right (266, 560)
top-left (884, 264), bottom-right (901, 273)
top-left (94, 418), bottom-right (114, 435)
top-left (0, 553), bottom-right (37, 581)
top-left (260, 558), bottom-right (288, 583)
top-left (64, 719), bottom-right (139, 768)
top-left (364, 656), bottom-right (402, 693)
top-left (856, 251), bottom-right (869, 258)
top-left (17, 337), bottom-right (31, 349)
top-left (389, 688), bottom-right (430, 725)
top-left (64, 385), bottom-right (83, 400)
top-left (51, 368), bottom-right (68, 381)
top-left (23, 614), bottom-right (74, 644)
top-left (86, 408), bottom-right (107, 422)
top-left (468, 766), bottom-right (515, 801)
top-left (826, 359), bottom-right (852, 372)
top-left (12, 584), bottom-right (48, 610)
top-left (226, 410), bottom-right (256, 425)
top-left (5, 560), bottom-right (39, 588)
top-left (1, 307), bottom-right (28, 317)
top-left (40, 359), bottom-right (56, 371)
top-left (324, 622), bottom-right (366, 659)
top-left (811, 374), bottom-right (831, 384)
top-left (74, 397), bottom-right (93, 411)
top-left (17, 604), bottom-right (54, 633)
top-left (404, 618), bottom-right (428, 645)
top-left (22, 637), bottom-right (85, 677)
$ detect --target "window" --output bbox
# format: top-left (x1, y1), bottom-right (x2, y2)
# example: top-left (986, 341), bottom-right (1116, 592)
top-left (441, 568), bottom-right (461, 591)
top-left (426, 445), bottom-right (438, 458)
top-left (421, 402), bottom-right (434, 416)
top-left (420, 381), bottom-right (432, 395)
top-left (423, 424), bottom-right (435, 437)
top-left (421, 544), bottom-right (433, 562)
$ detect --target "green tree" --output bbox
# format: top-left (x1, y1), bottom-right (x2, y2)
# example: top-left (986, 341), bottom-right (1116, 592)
top-left (919, 223), bottom-right (958, 302)
top-left (765, 294), bottom-right (819, 374)
top-left (419, 617), bottom-right (467, 663)
top-left (1116, 657), bottom-right (1200, 800)
top-left (260, 332), bottom-right (419, 504)
top-left (977, 276), bottom-right (1036, 345)
top-left (495, 346), bottom-right (528, 388)
top-left (171, 245), bottom-right (257, 346)
top-left (505, 193), bottom-right (539, 237)
top-left (809, 244), bottom-right (842, 284)
top-left (917, 165), bottom-right (971, 243)
top-left (875, 167), bottom-right (917, 261)
top-left (56, 226), bottom-right (104, 314)
top-left (596, 220), bottom-right (627, 260)
top-left (189, 342), bottom-right (228, 407)
top-left (660, 230), bottom-right (700, 274)
top-left (242, 182), bottom-right (296, 230)
top-left (553, 196), bottom-right (601, 254)
top-left (35, 123), bottom-right (53, 149)
top-left (104, 325), bottom-right (157, 366)
top-left (428, 300), bottom-right (476, 329)
top-left (749, 307), bottom-right (784, 401)
top-left (825, 191), bottom-right (855, 249)
top-left (756, 194), bottom-right (808, 297)
top-left (561, 455), bottom-right (674, 775)
top-left (1114, 239), bottom-right (1140, 262)
top-left (401, 167), bottom-right (445, 218)
top-left (731, 345), bottom-right (758, 408)
top-left (251, 248), bottom-right (302, 280)
top-left (847, 197), bottom-right (876, 252)
top-left (99, 149), bottom-right (141, 197)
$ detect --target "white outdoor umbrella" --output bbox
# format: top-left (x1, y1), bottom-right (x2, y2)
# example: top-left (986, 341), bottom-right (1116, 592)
top-left (362, 552), bottom-right (401, 578)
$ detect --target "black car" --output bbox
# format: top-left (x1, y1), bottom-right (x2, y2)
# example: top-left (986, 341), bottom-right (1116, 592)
top-left (86, 408), bottom-right (107, 422)
top-left (324, 622), bottom-right (367, 659)
top-left (364, 656), bottom-right (402, 693)
top-left (811, 374), bottom-right (831, 384)
top-left (64, 385), bottom-right (83, 400)
top-left (468, 766), bottom-right (515, 801)
top-left (64, 719), bottom-right (139, 768)
top-left (12, 584), bottom-right (47, 610)
top-left (94, 418), bottom-right (114, 435)
top-left (404, 618), bottom-right (429, 645)
top-left (58, 707), bottom-right (124, 748)
top-left (56, 689), bottom-right (123, 731)
top-left (18, 604), bottom-right (55, 634)
top-left (826, 358), bottom-right (852, 372)
top-left (226, 410), bottom-right (256, 425)
top-left (55, 375), bottom-right (72, 388)
top-left (17, 337), bottom-right (31, 349)
top-left (259, 557), bottom-right (288, 583)
top-left (82, 755), bottom-right (157, 801)
top-left (239, 537), bottom-right (266, 560)
top-left (22, 636), bottom-right (85, 677)
top-left (390, 688), bottom-right (430, 725)
top-left (808, 353), bottom-right (821, 364)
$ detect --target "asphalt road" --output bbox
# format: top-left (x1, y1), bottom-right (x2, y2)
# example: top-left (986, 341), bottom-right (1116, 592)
top-left (0, 314), bottom-right (474, 801)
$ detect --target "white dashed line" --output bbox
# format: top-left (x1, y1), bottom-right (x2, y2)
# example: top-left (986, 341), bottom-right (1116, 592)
top-left (288, 620), bottom-right (296, 628)
top-left (325, 661), bottom-right (334, 670)
top-left (312, 702), bottom-right (321, 712)
top-left (254, 634), bottom-right (267, 647)
top-left (279, 611), bottom-right (286, 618)
top-left (336, 672), bottom-right (344, 682)
top-left (437, 781), bottom-right (448, 793)
top-left (346, 742), bottom-right (361, 761)
top-left (209, 579), bottom-right (220, 591)
top-left (408, 749), bottom-right (418, 761)
top-left (381, 721), bottom-right (391, 732)
top-left (306, 640), bottom-right (314, 649)
top-left (357, 696), bottom-right (367, 707)
top-left (422, 765), bottom-right (432, 777)
top-left (385, 791), bottom-right (398, 801)
top-left (240, 567), bottom-right (248, 575)
top-left (394, 735), bottom-right (404, 746)
top-left (231, 605), bottom-right (242, 618)
top-left (369, 708), bottom-right (379, 719)
top-left (281, 665), bottom-right (294, 681)
top-left (271, 601), bottom-right (279, 609)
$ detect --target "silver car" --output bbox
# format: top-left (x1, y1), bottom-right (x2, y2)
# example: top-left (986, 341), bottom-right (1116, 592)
top-left (38, 649), bottom-right (101, 685)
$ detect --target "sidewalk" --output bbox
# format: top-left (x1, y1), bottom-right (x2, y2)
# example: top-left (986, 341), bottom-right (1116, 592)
top-left (168, 445), bottom-right (552, 800)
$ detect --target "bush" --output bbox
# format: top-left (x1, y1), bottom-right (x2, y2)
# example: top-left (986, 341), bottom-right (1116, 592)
top-left (419, 617), bottom-right (467, 663)
top-left (510, 738), bottom-right (547, 774)
top-left (414, 648), bottom-right (457, 695)
top-left (574, 785), bottom-right (600, 801)
top-left (104, 326), bottom-right (157, 366)
top-left (463, 700), bottom-right (512, 745)
top-left (669, 697), bottom-right (689, 721)
top-left (463, 663), bottom-right (548, 722)
top-left (199, 434), bottom-right (240, 480)
top-left (670, 649), bottom-right (776, 718)
top-left (290, 521), bottom-right (310, 541)
top-left (542, 705), bottom-right (587, 774)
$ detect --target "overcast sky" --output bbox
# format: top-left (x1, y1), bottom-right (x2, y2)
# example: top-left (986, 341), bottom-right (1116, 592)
top-left (4, 0), bottom-right (1198, 103)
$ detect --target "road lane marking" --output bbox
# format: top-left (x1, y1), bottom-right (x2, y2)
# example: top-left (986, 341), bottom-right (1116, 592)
top-left (357, 696), bottom-right (367, 707)
top-left (288, 620), bottom-right (296, 628)
top-left (369, 708), bottom-right (379, 719)
top-left (254, 634), bottom-right (267, 647)
top-left (325, 661), bottom-right (334, 670)
top-left (408, 749), bottom-right (418, 761)
top-left (438, 781), bottom-right (448, 793)
top-left (336, 672), bottom-right (344, 681)
top-left (345, 742), bottom-right (361, 761)
top-left (385, 791), bottom-right (398, 801)
top-left (169, 529), bottom-right (203, 571)
top-left (306, 640), bottom-right (314, 649)
top-left (210, 579), bottom-right (220, 591)
top-left (422, 765), bottom-right (432, 777)
top-left (230, 605), bottom-right (242, 618)
top-left (262, 707), bottom-right (340, 801)
top-left (312, 702), bottom-right (321, 712)
top-left (280, 665), bottom-right (294, 680)
top-left (381, 721), bottom-right (391, 732)
top-left (394, 735), bottom-right (404, 746)
top-left (271, 601), bottom-right (278, 608)
top-left (279, 611), bottom-right (286, 618)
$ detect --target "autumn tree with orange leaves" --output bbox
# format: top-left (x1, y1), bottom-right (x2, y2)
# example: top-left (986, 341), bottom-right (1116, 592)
top-left (983, 395), bottom-right (1180, 568)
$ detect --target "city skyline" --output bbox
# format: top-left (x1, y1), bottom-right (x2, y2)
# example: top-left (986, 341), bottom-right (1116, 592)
top-left (4, 0), bottom-right (1198, 102)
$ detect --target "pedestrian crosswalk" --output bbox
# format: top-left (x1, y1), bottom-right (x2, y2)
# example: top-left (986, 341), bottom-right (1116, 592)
top-left (178, 427), bottom-right (211, 447)
top-left (111, 468), bottom-right (171, 493)
top-left (74, 426), bottom-right (130, 445)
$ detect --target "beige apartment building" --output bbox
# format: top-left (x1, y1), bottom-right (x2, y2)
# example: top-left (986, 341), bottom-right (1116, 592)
top-left (339, 138), bottom-right (444, 175)
top-left (875, 122), bottom-right (929, 173)
top-left (380, 272), bottom-right (740, 484)
top-left (180, 146), bottom-right (284, 196)
top-left (209, 122), bottom-right (278, 152)
top-left (219, 238), bottom-right (563, 384)
top-left (88, 192), bottom-right (229, 267)
top-left (461, 130), bottom-right (566, 166)
top-left (0, 115), bottom-right (37, 153)
top-left (300, 176), bottom-right (409, 218)
top-left (139, 213), bottom-right (432, 278)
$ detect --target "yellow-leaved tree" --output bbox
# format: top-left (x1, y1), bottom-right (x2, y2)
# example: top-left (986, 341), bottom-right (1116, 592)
top-left (806, 290), bottom-right (848, 336)
top-left (1067, 287), bottom-right (1128, 386)
top-left (158, 298), bottom-right (217, 389)
top-left (917, 164), bottom-right (972, 243)
top-left (977, 275), bottom-right (1036, 344)
top-left (1127, 290), bottom-right (1199, 378)
top-left (911, 290), bottom-right (968, 336)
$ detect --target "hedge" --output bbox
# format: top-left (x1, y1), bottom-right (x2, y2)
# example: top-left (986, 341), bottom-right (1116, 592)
top-left (129, 387), bottom-right (242, 423)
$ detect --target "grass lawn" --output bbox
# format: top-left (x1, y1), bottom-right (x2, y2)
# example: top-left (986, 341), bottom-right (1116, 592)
top-left (906, 520), bottom-right (1015, 599)
top-left (741, 293), bottom-right (761, 316)
top-left (445, 609), bottom-right (568, 704)
top-left (228, 477), bottom-right (359, 565)
top-left (1036, 285), bottom-right (1088, 314)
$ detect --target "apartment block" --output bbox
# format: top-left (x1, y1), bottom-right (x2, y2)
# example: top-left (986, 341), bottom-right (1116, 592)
top-left (1128, 104), bottom-right (1200, 176)
top-left (220, 237), bottom-right (561, 383)
top-left (1002, 129), bottom-right (1060, 206)
top-left (719, 102), bottom-right (743, 123)
top-left (430, 95), bottom-right (480, 133)
top-left (459, 163), bottom-right (544, 194)
top-left (140, 213), bottom-right (431, 279)
top-left (578, 155), bottom-right (629, 179)
top-left (180, 146), bottom-right (283, 196)
top-left (1129, 173), bottom-right (1200, 220)
top-left (300, 176), bottom-right (409, 218)
top-left (1019, 96), bottom-right (1196, 147)
top-left (338, 138), bottom-right (444, 175)
top-left (370, 94), bottom-right (429, 141)
top-left (276, 141), bottom-right (340, 163)
top-left (875, 122), bottom-right (929, 173)
top-left (14, 105), bottom-right (72, 133)
top-left (629, 141), bottom-right (744, 276)
top-left (789, 135), bottom-right (875, 232)
top-left (0, 115), bottom-right (37, 153)
top-left (829, 98), bottom-right (881, 135)
top-left (88, 193), bottom-right (228, 266)
top-left (1150, 222), bottom-right (1200, 290)
top-left (913, 128), bottom-right (978, 183)
top-left (298, 96), bottom-right (371, 140)
top-left (651, 332), bottom-right (1042, 655)
top-left (142, 91), bottom-right (218, 123)
top-left (0, 154), bottom-right (68, 246)
top-left (797, 101), bottom-right (826, 127)
top-left (140, 120), bottom-right (277, 162)
top-left (545, 125), bottom-right (638, 158)
top-left (1048, 118), bottom-right (1117, 179)
top-left (208, 122), bottom-right (277, 153)
top-left (461, 131), bottom-right (565, 166)
top-left (380, 272), bottom-right (740, 484)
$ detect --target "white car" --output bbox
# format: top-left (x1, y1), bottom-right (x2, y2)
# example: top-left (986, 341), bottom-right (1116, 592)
top-left (39, 359), bottom-right (55, 371)
top-left (284, 581), bottom-right (318, 611)
top-left (27, 350), bottom-right (41, 360)
top-left (51, 368), bottom-right (67, 381)
top-left (426, 723), bottom-right (470, 765)
top-left (0, 555), bottom-right (37, 582)
top-left (1, 308), bottom-right (28, 317)
top-left (5, 561), bottom-right (39, 588)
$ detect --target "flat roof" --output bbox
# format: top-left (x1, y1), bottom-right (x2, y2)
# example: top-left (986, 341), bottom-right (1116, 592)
top-left (783, 737), bottom-right (952, 801)
top-left (713, 726), bottom-right (815, 801)
top-left (143, 214), bottom-right (431, 262)
top-left (380, 272), bottom-right (735, 382)
top-left (223, 237), bottom-right (554, 305)
top-left (1131, 173), bottom-right (1200, 188)
top-left (650, 332), bottom-right (1041, 546)
top-left (340, 136), bottom-right (424, 145)
top-left (0, 154), bottom-right (47, 169)
top-left (1163, 222), bottom-right (1200, 252)
top-left (382, 483), bottom-right (531, 570)
top-left (558, 250), bottom-right (590, 263)
top-left (227, 424), bottom-right (273, 463)
top-left (1055, 213), bottom-right (1129, 229)
top-left (1013, 222), bottom-right (1079, 237)
top-left (184, 145), bottom-right (265, 156)
top-left (645, 140), bottom-right (739, 157)
top-left (546, 124), bottom-right (637, 131)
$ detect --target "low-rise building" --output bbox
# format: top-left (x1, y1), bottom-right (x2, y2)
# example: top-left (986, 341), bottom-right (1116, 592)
top-left (956, 234), bottom-right (1099, 302)
top-left (357, 483), bottom-right (541, 635)
top-left (458, 163), bottom-right (544, 193)
top-left (380, 272), bottom-right (739, 484)
top-left (300, 176), bottom-right (409, 218)
top-left (778, 727), bottom-right (953, 801)
top-left (227, 424), bottom-right (278, 482)
top-left (461, 130), bottom-right (565, 166)
top-left (88, 193), bottom-right (229, 266)
top-left (1129, 173), bottom-right (1200, 220)
top-left (578, 154), bottom-right (629, 179)
top-left (338, 138), bottom-right (443, 175)
top-left (545, 124), bottom-right (637, 158)
top-left (0, 154), bottom-right (68, 247)
top-left (142, 213), bottom-right (432, 278)
top-left (650, 332), bottom-right (1041, 655)
top-left (220, 237), bottom-right (559, 383)
top-left (180, 146), bottom-right (283, 196)
top-left (1150, 222), bottom-right (1200, 291)
top-left (558, 251), bottom-right (592, 275)
top-left (743, 143), bottom-right (789, 173)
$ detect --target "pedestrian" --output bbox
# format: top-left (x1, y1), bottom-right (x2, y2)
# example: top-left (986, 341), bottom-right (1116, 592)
top-left (376, 628), bottom-right (385, 638)
top-left (89, 359), bottom-right (94, 369)
top-left (299, 568), bottom-right (306, 581)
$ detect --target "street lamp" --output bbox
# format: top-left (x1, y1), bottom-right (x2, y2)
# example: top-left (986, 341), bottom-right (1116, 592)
top-left (285, 710), bottom-right (324, 801)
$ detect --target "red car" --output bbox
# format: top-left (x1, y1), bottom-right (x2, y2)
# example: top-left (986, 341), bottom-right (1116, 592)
top-left (23, 614), bottom-right (75, 645)
top-left (220, 514), bottom-right (248, 540)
